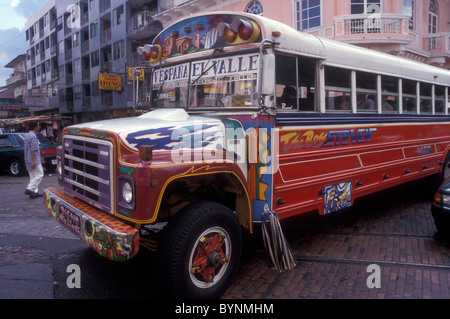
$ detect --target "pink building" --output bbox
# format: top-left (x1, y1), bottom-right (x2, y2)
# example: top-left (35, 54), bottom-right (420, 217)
top-left (155, 0), bottom-right (450, 69)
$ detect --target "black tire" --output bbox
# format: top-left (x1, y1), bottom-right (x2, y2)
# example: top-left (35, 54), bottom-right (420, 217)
top-left (157, 201), bottom-right (242, 299)
top-left (9, 159), bottom-right (25, 176)
top-left (43, 163), bottom-right (56, 173)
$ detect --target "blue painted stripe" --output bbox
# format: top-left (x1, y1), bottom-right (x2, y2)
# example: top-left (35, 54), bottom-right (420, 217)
top-left (276, 113), bottom-right (450, 126)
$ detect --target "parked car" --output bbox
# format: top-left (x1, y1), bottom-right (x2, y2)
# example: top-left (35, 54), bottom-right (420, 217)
top-left (431, 176), bottom-right (450, 234)
top-left (0, 133), bottom-right (60, 176)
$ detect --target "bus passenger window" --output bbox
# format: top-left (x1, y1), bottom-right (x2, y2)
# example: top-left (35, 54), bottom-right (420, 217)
top-left (278, 86), bottom-right (297, 109)
top-left (402, 79), bottom-right (417, 113)
top-left (435, 86), bottom-right (446, 114)
top-left (297, 56), bottom-right (317, 111)
top-left (276, 54), bottom-right (297, 109)
top-left (325, 66), bottom-right (351, 112)
top-left (381, 75), bottom-right (399, 113)
top-left (356, 71), bottom-right (377, 112)
top-left (420, 82), bottom-right (432, 114)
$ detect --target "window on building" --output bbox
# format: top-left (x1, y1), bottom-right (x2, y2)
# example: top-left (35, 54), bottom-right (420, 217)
top-left (113, 5), bottom-right (124, 26)
top-left (428, 0), bottom-right (438, 49)
top-left (429, 0), bottom-right (438, 33)
top-left (245, 1), bottom-right (263, 15)
top-left (90, 20), bottom-right (99, 38)
top-left (73, 32), bottom-right (80, 47)
top-left (92, 80), bottom-right (99, 96)
top-left (351, 0), bottom-right (381, 14)
top-left (91, 51), bottom-right (99, 67)
top-left (349, 0), bottom-right (381, 34)
top-left (403, 0), bottom-right (415, 29)
top-left (100, 0), bottom-right (111, 13)
top-left (58, 40), bottom-right (64, 54)
top-left (113, 40), bottom-right (124, 60)
top-left (44, 13), bottom-right (49, 27)
top-left (59, 65), bottom-right (65, 79)
top-left (74, 85), bottom-right (82, 100)
top-left (296, 0), bottom-right (321, 30)
top-left (57, 16), bottom-right (63, 31)
top-left (74, 58), bottom-right (81, 74)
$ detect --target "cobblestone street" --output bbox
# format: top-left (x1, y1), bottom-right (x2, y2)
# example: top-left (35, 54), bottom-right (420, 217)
top-left (223, 177), bottom-right (450, 299)
top-left (0, 173), bottom-right (449, 300)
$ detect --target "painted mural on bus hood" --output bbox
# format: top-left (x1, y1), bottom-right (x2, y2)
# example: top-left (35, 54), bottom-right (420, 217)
top-left (69, 109), bottom-right (227, 154)
top-left (152, 14), bottom-right (262, 60)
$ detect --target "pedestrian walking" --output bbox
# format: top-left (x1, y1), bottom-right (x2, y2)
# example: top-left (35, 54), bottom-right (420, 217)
top-left (24, 121), bottom-right (44, 199)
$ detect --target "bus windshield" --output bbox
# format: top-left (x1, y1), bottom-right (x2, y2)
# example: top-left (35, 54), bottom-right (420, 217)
top-left (151, 54), bottom-right (260, 109)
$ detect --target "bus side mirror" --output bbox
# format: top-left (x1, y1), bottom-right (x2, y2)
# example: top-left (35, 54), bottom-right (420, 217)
top-left (260, 54), bottom-right (275, 96)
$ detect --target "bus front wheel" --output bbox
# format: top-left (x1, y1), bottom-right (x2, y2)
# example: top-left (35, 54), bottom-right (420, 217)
top-left (157, 201), bottom-right (243, 299)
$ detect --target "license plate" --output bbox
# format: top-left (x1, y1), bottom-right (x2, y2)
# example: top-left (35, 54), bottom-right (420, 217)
top-left (58, 204), bottom-right (82, 238)
top-left (52, 159), bottom-right (57, 165)
top-left (324, 181), bottom-right (352, 214)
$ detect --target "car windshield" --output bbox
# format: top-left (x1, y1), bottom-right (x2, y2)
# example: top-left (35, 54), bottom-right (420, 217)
top-left (151, 53), bottom-right (260, 109)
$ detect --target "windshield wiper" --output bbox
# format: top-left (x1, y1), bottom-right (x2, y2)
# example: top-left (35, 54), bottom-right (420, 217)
top-left (190, 47), bottom-right (224, 85)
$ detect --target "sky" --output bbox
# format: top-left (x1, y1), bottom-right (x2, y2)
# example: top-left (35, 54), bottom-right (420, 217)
top-left (0, 0), bottom-right (47, 88)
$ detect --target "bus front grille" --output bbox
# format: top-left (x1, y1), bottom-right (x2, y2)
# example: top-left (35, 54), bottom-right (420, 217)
top-left (62, 136), bottom-right (113, 212)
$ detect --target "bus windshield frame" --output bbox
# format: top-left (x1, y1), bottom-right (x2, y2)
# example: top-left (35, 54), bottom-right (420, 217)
top-left (151, 53), bottom-right (261, 110)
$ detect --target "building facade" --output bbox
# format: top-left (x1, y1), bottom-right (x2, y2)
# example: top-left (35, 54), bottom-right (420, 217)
top-left (1, 54), bottom-right (28, 119)
top-left (26, 0), bottom-right (163, 123)
top-left (25, 0), bottom-right (59, 116)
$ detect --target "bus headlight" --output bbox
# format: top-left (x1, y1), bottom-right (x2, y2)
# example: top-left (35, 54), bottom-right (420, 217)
top-left (118, 176), bottom-right (135, 210)
top-left (122, 181), bottom-right (133, 204)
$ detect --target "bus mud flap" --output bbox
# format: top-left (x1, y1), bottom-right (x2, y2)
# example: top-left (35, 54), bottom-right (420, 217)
top-left (261, 205), bottom-right (297, 272)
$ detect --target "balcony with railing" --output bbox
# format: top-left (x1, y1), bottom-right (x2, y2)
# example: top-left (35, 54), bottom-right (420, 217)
top-left (332, 14), bottom-right (411, 43)
top-left (127, 11), bottom-right (162, 40)
top-left (6, 72), bottom-right (27, 86)
top-left (423, 33), bottom-right (450, 52)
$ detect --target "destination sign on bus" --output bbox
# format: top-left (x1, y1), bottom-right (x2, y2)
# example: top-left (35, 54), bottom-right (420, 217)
top-left (152, 54), bottom-right (259, 85)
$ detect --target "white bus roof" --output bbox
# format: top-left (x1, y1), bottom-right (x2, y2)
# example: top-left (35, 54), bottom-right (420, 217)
top-left (163, 12), bottom-right (449, 86)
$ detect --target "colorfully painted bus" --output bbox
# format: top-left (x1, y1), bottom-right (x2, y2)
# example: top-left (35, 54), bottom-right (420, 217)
top-left (43, 12), bottom-right (450, 298)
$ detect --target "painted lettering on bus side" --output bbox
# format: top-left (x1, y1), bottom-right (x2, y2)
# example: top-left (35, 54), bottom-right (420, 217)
top-left (280, 128), bottom-right (377, 152)
top-left (280, 130), bottom-right (328, 152)
top-left (323, 128), bottom-right (377, 148)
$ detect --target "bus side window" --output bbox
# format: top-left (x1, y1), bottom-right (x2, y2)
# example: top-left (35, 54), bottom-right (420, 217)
top-left (435, 85), bottom-right (446, 114)
top-left (381, 75), bottom-right (399, 113)
top-left (297, 56), bottom-right (317, 112)
top-left (275, 54), bottom-right (298, 110)
top-left (325, 66), bottom-right (351, 112)
top-left (420, 82), bottom-right (433, 114)
top-left (402, 79), bottom-right (417, 113)
top-left (356, 71), bottom-right (377, 112)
